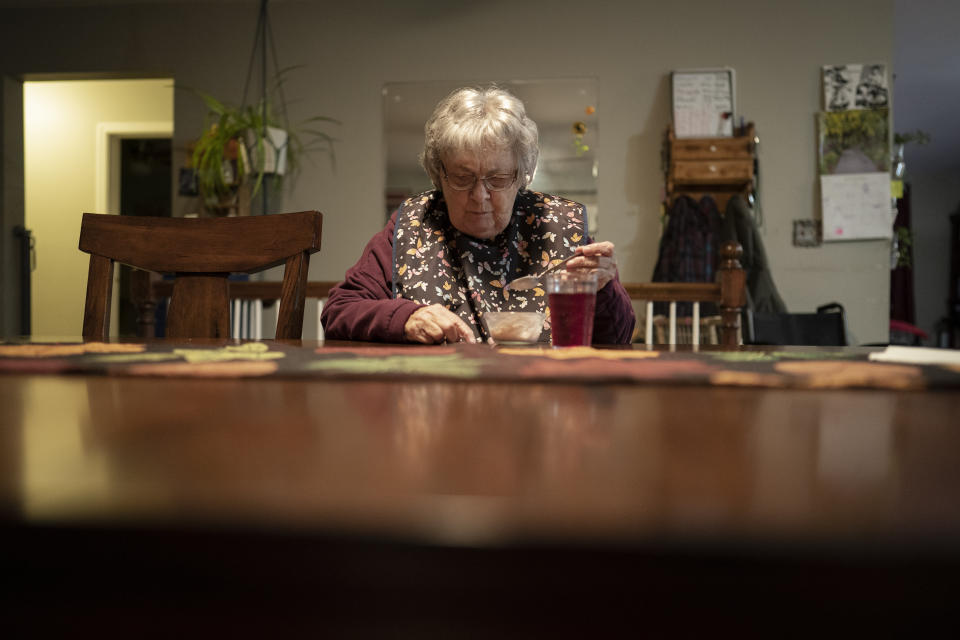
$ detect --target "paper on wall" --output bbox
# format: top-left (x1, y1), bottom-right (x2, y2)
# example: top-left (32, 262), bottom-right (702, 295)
top-left (820, 172), bottom-right (892, 241)
top-left (822, 64), bottom-right (889, 112)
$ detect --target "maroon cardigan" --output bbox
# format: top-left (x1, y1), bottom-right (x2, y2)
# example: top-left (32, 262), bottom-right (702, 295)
top-left (321, 213), bottom-right (636, 344)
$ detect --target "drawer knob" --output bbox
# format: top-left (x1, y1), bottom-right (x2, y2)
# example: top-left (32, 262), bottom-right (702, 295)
top-left (709, 144), bottom-right (717, 152)
top-left (709, 164), bottom-right (717, 172)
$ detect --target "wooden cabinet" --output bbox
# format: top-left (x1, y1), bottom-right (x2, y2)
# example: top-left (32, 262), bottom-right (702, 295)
top-left (672, 159), bottom-right (753, 183)
top-left (664, 123), bottom-right (756, 211)
top-left (670, 134), bottom-right (754, 160)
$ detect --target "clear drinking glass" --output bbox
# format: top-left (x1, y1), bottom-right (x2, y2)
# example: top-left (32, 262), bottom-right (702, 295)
top-left (545, 269), bottom-right (598, 347)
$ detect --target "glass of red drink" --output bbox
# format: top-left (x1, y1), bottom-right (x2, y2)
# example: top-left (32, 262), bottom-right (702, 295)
top-left (545, 269), bottom-right (598, 347)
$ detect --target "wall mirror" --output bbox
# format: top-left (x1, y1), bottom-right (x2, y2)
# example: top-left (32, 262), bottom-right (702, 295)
top-left (383, 78), bottom-right (599, 234)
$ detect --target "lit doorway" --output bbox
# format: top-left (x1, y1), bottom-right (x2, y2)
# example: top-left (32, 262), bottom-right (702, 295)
top-left (23, 78), bottom-right (173, 337)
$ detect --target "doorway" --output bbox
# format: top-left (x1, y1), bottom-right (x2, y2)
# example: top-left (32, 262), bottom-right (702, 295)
top-left (23, 77), bottom-right (173, 337)
top-left (117, 137), bottom-right (172, 336)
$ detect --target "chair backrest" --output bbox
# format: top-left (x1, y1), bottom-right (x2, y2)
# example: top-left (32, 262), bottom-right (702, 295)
top-left (79, 211), bottom-right (323, 340)
top-left (745, 303), bottom-right (847, 346)
top-left (626, 241), bottom-right (747, 346)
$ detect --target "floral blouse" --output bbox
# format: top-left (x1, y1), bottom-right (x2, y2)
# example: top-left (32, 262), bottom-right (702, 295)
top-left (392, 189), bottom-right (588, 341)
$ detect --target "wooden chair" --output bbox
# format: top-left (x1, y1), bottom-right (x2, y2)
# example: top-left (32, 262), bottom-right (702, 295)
top-left (129, 244), bottom-right (745, 345)
top-left (624, 241), bottom-right (747, 347)
top-left (79, 211), bottom-right (323, 340)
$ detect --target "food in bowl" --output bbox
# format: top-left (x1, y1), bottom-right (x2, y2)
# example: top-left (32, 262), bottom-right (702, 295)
top-left (484, 311), bottom-right (545, 344)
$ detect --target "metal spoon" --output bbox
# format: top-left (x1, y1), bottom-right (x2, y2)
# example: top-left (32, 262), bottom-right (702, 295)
top-left (505, 253), bottom-right (577, 291)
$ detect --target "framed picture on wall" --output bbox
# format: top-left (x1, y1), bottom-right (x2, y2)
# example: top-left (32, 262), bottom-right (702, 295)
top-left (822, 63), bottom-right (889, 112)
top-left (671, 68), bottom-right (736, 138)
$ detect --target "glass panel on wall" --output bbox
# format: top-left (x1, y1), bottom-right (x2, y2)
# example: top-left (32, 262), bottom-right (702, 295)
top-left (383, 78), bottom-right (599, 234)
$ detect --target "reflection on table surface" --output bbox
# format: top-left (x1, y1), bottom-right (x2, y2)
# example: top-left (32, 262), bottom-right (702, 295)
top-left (1, 339), bottom-right (959, 633)
top-left (3, 351), bottom-right (959, 544)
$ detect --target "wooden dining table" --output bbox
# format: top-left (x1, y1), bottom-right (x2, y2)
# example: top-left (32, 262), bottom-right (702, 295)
top-left (1, 338), bottom-right (959, 636)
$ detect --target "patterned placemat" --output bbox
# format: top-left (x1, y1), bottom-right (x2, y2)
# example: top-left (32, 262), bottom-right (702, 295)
top-left (3, 341), bottom-right (960, 390)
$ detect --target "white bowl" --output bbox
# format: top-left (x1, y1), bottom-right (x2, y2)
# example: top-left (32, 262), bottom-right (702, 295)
top-left (484, 311), bottom-right (545, 344)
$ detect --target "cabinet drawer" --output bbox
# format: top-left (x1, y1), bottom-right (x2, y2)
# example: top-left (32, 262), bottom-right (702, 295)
top-left (671, 159), bottom-right (753, 183)
top-left (671, 137), bottom-right (752, 160)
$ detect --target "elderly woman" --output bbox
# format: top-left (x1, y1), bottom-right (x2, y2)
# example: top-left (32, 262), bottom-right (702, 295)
top-left (322, 86), bottom-right (635, 344)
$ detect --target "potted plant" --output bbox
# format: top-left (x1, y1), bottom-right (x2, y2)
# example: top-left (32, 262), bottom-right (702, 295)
top-left (184, 72), bottom-right (337, 215)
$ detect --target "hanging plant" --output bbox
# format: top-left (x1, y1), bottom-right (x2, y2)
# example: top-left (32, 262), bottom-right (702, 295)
top-left (183, 68), bottom-right (338, 215)
top-left (892, 225), bottom-right (913, 269)
top-left (893, 130), bottom-right (931, 146)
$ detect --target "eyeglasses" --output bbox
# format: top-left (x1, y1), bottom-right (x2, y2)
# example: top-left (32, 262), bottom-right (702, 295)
top-left (441, 163), bottom-right (518, 192)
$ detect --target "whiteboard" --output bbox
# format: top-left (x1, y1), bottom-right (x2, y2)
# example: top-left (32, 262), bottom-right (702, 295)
top-left (671, 69), bottom-right (736, 138)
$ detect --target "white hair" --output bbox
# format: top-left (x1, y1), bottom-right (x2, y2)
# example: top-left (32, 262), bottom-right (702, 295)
top-left (420, 85), bottom-right (539, 189)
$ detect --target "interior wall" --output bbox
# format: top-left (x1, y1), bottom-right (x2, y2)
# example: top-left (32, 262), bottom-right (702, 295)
top-left (1, 76), bottom-right (25, 338)
top-left (2, 0), bottom-right (894, 342)
top-left (23, 79), bottom-right (172, 337)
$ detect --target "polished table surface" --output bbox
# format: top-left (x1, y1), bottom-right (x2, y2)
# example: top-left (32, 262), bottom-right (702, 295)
top-left (2, 339), bottom-right (959, 634)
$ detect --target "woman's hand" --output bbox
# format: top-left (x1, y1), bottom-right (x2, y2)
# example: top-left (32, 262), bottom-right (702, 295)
top-left (404, 304), bottom-right (477, 344)
top-left (566, 241), bottom-right (618, 289)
